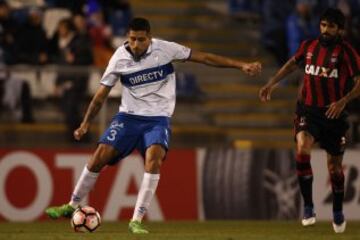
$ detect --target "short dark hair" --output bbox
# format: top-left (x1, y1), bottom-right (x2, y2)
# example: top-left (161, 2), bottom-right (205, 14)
top-left (128, 17), bottom-right (151, 33)
top-left (320, 8), bottom-right (345, 29)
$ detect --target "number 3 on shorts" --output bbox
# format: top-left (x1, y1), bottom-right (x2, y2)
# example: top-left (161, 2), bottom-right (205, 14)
top-left (107, 129), bottom-right (117, 141)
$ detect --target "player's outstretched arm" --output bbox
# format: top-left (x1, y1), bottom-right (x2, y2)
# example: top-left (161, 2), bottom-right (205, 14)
top-left (326, 75), bottom-right (360, 119)
top-left (259, 57), bottom-right (298, 102)
top-left (188, 50), bottom-right (261, 76)
top-left (74, 85), bottom-right (112, 140)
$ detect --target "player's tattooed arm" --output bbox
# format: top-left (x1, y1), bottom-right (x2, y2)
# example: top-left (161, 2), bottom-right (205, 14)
top-left (83, 85), bottom-right (111, 122)
top-left (188, 50), bottom-right (261, 76)
top-left (259, 57), bottom-right (298, 102)
top-left (326, 75), bottom-right (360, 119)
top-left (74, 85), bottom-right (112, 140)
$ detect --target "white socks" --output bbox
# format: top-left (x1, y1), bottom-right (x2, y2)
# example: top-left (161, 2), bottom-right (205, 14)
top-left (132, 173), bottom-right (160, 222)
top-left (68, 167), bottom-right (160, 222)
top-left (69, 166), bottom-right (99, 208)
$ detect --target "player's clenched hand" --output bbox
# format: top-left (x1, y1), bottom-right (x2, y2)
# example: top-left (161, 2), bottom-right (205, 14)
top-left (242, 62), bottom-right (261, 76)
top-left (259, 83), bottom-right (276, 102)
top-left (326, 99), bottom-right (347, 119)
top-left (74, 122), bottom-right (90, 141)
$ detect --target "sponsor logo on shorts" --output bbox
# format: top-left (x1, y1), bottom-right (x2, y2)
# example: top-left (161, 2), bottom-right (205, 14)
top-left (110, 121), bottom-right (124, 130)
top-left (299, 117), bottom-right (306, 127)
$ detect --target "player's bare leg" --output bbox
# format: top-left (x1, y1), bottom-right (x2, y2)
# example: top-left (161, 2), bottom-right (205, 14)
top-left (296, 131), bottom-right (316, 226)
top-left (327, 154), bottom-right (346, 233)
top-left (129, 144), bottom-right (165, 234)
top-left (46, 144), bottom-right (118, 219)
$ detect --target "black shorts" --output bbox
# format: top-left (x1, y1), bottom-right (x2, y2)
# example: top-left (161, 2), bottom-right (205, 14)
top-left (294, 102), bottom-right (349, 156)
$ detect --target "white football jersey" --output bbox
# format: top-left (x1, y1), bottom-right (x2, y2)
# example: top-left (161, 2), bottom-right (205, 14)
top-left (100, 38), bottom-right (191, 117)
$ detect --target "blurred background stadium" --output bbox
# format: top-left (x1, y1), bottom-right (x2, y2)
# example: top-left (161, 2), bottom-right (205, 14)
top-left (0, 0), bottom-right (360, 233)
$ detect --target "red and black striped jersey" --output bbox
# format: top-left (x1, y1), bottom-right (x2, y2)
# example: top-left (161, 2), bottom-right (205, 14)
top-left (294, 38), bottom-right (360, 107)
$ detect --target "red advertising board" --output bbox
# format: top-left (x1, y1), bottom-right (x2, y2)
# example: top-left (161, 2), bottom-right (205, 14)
top-left (0, 149), bottom-right (198, 221)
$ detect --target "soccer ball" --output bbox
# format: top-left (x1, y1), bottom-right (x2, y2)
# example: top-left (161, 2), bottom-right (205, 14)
top-left (71, 206), bottom-right (101, 232)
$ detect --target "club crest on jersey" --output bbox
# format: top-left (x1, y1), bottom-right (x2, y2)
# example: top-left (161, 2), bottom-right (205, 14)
top-left (305, 64), bottom-right (338, 78)
top-left (117, 59), bottom-right (136, 68)
top-left (331, 57), bottom-right (338, 63)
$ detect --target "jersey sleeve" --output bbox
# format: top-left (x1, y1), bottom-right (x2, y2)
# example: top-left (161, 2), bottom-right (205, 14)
top-left (162, 41), bottom-right (191, 61)
top-left (343, 42), bottom-right (360, 78)
top-left (100, 49), bottom-right (122, 87)
top-left (293, 40), bottom-right (308, 65)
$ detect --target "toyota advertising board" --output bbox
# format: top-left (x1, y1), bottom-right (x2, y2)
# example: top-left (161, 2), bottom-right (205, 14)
top-left (0, 149), bottom-right (198, 221)
top-left (1, 148), bottom-right (359, 221)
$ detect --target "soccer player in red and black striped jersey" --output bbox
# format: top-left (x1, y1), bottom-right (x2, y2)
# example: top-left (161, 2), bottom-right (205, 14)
top-left (259, 8), bottom-right (360, 233)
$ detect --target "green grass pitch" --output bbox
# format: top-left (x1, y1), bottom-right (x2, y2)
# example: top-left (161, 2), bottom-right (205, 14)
top-left (0, 221), bottom-right (359, 240)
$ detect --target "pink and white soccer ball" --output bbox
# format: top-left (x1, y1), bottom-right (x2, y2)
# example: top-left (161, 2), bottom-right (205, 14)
top-left (71, 206), bottom-right (101, 232)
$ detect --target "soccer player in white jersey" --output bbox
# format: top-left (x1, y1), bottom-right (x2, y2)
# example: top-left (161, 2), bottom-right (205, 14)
top-left (45, 17), bottom-right (261, 234)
